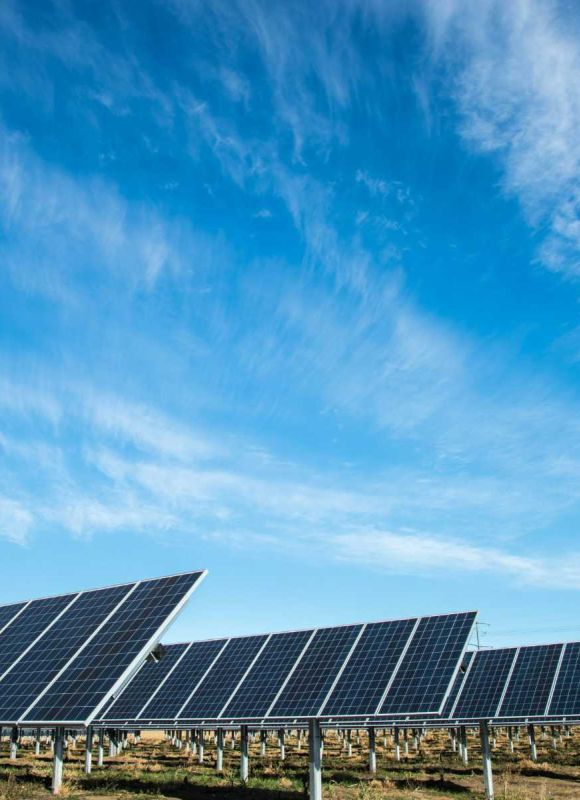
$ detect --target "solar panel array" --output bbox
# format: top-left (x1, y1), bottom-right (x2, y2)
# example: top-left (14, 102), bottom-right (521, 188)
top-left (100, 611), bottom-right (476, 724)
top-left (438, 641), bottom-right (580, 723)
top-left (0, 571), bottom-right (205, 726)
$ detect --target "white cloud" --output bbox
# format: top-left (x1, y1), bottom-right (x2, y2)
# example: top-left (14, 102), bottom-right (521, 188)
top-left (0, 496), bottom-right (34, 544)
top-left (331, 528), bottom-right (580, 589)
top-left (423, 0), bottom-right (580, 278)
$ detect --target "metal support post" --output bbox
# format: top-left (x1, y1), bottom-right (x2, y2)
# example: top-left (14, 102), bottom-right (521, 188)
top-left (52, 727), bottom-right (65, 795)
top-left (240, 726), bottom-right (249, 782)
top-left (216, 728), bottom-right (224, 772)
top-left (85, 726), bottom-right (93, 774)
top-left (527, 724), bottom-right (537, 762)
top-left (479, 721), bottom-right (494, 800)
top-left (309, 719), bottom-right (322, 800)
top-left (368, 727), bottom-right (376, 773)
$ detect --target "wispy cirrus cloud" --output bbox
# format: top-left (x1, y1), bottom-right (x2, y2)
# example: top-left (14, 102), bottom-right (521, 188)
top-left (423, 0), bottom-right (580, 278)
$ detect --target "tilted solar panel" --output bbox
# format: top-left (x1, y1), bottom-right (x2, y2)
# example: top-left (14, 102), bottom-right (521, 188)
top-left (545, 642), bottom-right (580, 718)
top-left (378, 612), bottom-right (476, 715)
top-left (104, 643), bottom-right (190, 719)
top-left (441, 650), bottom-right (473, 717)
top-left (321, 618), bottom-right (416, 717)
top-left (268, 625), bottom-right (362, 719)
top-left (180, 635), bottom-right (268, 720)
top-left (452, 647), bottom-right (517, 719)
top-left (0, 571), bottom-right (206, 725)
top-left (142, 639), bottom-right (227, 720)
top-left (222, 629), bottom-right (313, 719)
top-left (498, 644), bottom-right (563, 718)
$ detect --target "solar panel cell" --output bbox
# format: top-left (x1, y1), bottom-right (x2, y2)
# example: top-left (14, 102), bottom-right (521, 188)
top-left (0, 603), bottom-right (27, 635)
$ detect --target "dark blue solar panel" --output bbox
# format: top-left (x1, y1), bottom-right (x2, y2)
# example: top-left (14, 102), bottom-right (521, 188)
top-left (142, 639), bottom-right (226, 719)
top-left (442, 651), bottom-right (473, 717)
top-left (322, 619), bottom-right (416, 717)
top-left (22, 572), bottom-right (203, 722)
top-left (268, 625), bottom-right (362, 718)
top-left (0, 604), bottom-right (26, 634)
top-left (547, 642), bottom-right (580, 718)
top-left (0, 585), bottom-right (131, 721)
top-left (222, 630), bottom-right (313, 719)
top-left (103, 643), bottom-right (189, 719)
top-left (453, 647), bottom-right (517, 719)
top-left (180, 635), bottom-right (268, 719)
top-left (499, 644), bottom-right (563, 718)
top-left (0, 595), bottom-right (75, 680)
top-left (379, 612), bottom-right (476, 715)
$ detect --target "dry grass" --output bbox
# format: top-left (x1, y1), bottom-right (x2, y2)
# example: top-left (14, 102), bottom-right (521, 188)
top-left (0, 727), bottom-right (579, 799)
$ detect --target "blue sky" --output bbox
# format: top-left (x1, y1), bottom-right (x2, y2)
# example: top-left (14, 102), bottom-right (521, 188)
top-left (1, 0), bottom-right (580, 649)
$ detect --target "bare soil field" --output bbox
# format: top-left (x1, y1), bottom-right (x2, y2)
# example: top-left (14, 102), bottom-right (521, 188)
top-left (1, 728), bottom-right (579, 800)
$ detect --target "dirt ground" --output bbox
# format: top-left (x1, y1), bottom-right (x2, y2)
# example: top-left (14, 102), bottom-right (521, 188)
top-left (1, 727), bottom-right (579, 800)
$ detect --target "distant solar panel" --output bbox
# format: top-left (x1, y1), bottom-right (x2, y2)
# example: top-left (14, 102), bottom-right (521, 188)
top-left (0, 571), bottom-right (206, 725)
top-left (378, 613), bottom-right (476, 715)
top-left (548, 642), bottom-right (580, 718)
top-left (104, 642), bottom-right (190, 720)
top-left (98, 610), bottom-right (476, 725)
top-left (321, 619), bottom-right (416, 717)
top-left (452, 647), bottom-right (517, 720)
top-left (141, 639), bottom-right (227, 720)
top-left (222, 629), bottom-right (313, 719)
top-left (499, 644), bottom-right (563, 718)
top-left (269, 625), bottom-right (362, 718)
top-left (180, 635), bottom-right (268, 720)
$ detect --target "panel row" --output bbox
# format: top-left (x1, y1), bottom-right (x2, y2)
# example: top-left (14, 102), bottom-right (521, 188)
top-left (102, 611), bottom-right (476, 722)
top-left (441, 640), bottom-right (580, 721)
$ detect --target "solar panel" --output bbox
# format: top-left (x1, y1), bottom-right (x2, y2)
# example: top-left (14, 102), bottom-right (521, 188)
top-left (268, 625), bottom-right (363, 718)
top-left (179, 635), bottom-right (268, 720)
top-left (378, 612), bottom-right (476, 715)
top-left (0, 585), bottom-right (129, 722)
top-left (547, 642), bottom-right (580, 718)
top-left (141, 639), bottom-right (227, 720)
top-left (104, 643), bottom-right (190, 720)
top-left (321, 619), bottom-right (416, 717)
top-left (451, 648), bottom-right (517, 719)
top-left (221, 629), bottom-right (313, 719)
top-left (94, 610), bottom-right (476, 725)
top-left (498, 644), bottom-right (563, 718)
top-left (0, 595), bottom-right (76, 681)
top-left (0, 571), bottom-right (206, 725)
